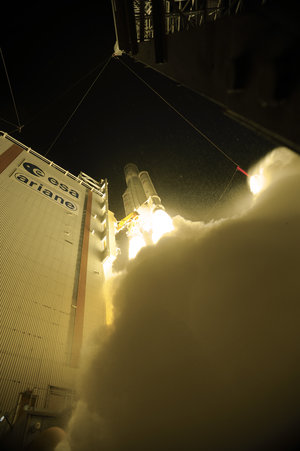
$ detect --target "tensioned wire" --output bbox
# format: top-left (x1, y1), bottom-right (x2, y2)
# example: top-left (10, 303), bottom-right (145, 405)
top-left (0, 47), bottom-right (23, 132)
top-left (29, 50), bottom-right (246, 206)
top-left (117, 55), bottom-right (241, 169)
top-left (44, 54), bottom-right (113, 157)
top-left (24, 57), bottom-right (112, 131)
top-left (116, 55), bottom-right (250, 209)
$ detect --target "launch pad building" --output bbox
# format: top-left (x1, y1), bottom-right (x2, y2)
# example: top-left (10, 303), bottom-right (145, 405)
top-left (0, 132), bottom-right (116, 442)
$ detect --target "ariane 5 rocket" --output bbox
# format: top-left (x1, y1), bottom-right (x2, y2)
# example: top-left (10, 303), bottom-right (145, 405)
top-left (117, 163), bottom-right (173, 257)
top-left (122, 163), bottom-right (163, 216)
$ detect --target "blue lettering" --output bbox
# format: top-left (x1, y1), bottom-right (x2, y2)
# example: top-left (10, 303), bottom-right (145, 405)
top-left (69, 189), bottom-right (79, 198)
top-left (65, 201), bottom-right (76, 210)
top-left (43, 189), bottom-right (53, 198)
top-left (15, 174), bottom-right (28, 183)
top-left (59, 183), bottom-right (68, 192)
top-left (14, 172), bottom-right (78, 212)
top-left (54, 195), bottom-right (64, 204)
top-left (48, 177), bottom-right (58, 186)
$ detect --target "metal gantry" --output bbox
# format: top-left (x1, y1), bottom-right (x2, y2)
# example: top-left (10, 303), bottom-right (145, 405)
top-left (112, 0), bottom-right (272, 61)
top-left (132, 0), bottom-right (269, 42)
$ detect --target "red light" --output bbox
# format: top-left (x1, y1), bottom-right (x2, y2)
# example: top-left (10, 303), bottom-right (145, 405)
top-left (237, 166), bottom-right (249, 177)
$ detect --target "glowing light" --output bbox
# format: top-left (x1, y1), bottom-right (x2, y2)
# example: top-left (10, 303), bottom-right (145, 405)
top-left (250, 171), bottom-right (265, 195)
top-left (102, 256), bottom-right (118, 325)
top-left (103, 256), bottom-right (115, 279)
top-left (138, 206), bottom-right (152, 232)
top-left (152, 209), bottom-right (174, 244)
top-left (129, 234), bottom-right (146, 260)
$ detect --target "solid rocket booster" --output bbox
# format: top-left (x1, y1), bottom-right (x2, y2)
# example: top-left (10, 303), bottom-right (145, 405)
top-left (122, 163), bottom-right (162, 216)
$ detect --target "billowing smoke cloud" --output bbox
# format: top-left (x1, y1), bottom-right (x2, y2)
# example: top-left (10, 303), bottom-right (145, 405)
top-left (58, 147), bottom-right (300, 451)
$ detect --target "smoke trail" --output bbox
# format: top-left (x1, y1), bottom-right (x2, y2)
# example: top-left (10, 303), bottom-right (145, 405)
top-left (57, 147), bottom-right (300, 451)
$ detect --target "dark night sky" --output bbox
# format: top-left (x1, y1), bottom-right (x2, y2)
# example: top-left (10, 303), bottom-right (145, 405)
top-left (1, 1), bottom-right (277, 220)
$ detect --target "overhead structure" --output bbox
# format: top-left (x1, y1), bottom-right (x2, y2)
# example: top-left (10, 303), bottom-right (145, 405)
top-left (111, 1), bottom-right (253, 63)
top-left (111, 0), bottom-right (300, 151)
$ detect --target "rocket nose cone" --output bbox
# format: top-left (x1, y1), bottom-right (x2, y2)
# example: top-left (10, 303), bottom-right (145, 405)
top-left (124, 163), bottom-right (139, 179)
top-left (124, 163), bottom-right (141, 186)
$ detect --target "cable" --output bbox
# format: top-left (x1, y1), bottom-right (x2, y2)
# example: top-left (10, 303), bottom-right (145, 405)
top-left (0, 48), bottom-right (22, 132)
top-left (217, 167), bottom-right (238, 202)
top-left (24, 57), bottom-right (110, 129)
top-left (7, 125), bottom-right (24, 135)
top-left (116, 56), bottom-right (252, 218)
top-left (44, 55), bottom-right (112, 157)
top-left (204, 167), bottom-right (238, 219)
top-left (0, 115), bottom-right (19, 128)
top-left (117, 56), bottom-right (241, 168)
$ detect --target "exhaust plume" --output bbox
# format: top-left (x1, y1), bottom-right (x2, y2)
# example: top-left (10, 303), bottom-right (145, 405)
top-left (57, 147), bottom-right (300, 451)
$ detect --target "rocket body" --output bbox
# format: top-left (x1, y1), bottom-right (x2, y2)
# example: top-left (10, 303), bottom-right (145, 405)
top-left (120, 164), bottom-right (173, 258)
top-left (122, 163), bottom-right (162, 216)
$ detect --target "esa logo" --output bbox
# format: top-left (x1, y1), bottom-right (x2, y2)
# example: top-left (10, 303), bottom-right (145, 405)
top-left (22, 161), bottom-right (79, 199)
top-left (23, 162), bottom-right (45, 177)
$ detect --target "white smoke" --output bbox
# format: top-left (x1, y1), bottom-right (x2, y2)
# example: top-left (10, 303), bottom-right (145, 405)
top-left (57, 147), bottom-right (300, 451)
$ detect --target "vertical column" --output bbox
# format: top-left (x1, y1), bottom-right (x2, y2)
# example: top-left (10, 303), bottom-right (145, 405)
top-left (0, 144), bottom-right (23, 174)
top-left (70, 190), bottom-right (93, 367)
top-left (152, 0), bottom-right (167, 63)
